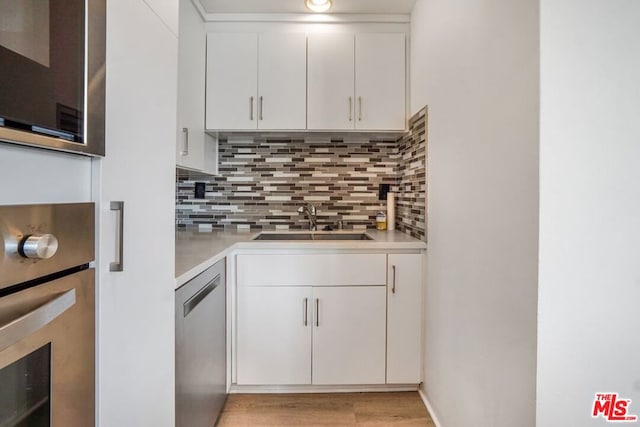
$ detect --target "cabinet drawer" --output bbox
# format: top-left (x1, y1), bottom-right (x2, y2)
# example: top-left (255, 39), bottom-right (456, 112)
top-left (237, 254), bottom-right (386, 286)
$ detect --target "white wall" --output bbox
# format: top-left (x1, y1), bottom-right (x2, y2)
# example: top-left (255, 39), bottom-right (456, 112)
top-left (0, 144), bottom-right (92, 204)
top-left (411, 0), bottom-right (539, 426)
top-left (537, 1), bottom-right (640, 425)
top-left (142, 0), bottom-right (179, 35)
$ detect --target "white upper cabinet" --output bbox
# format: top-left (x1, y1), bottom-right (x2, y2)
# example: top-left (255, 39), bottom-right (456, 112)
top-left (308, 33), bottom-right (406, 131)
top-left (206, 33), bottom-right (258, 130)
top-left (258, 33), bottom-right (307, 130)
top-left (207, 31), bottom-right (405, 132)
top-left (176, 0), bottom-right (206, 171)
top-left (307, 33), bottom-right (355, 130)
top-left (206, 33), bottom-right (306, 131)
top-left (355, 33), bottom-right (406, 131)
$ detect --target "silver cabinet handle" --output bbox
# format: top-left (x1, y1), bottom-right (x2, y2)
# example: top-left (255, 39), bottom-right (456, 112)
top-left (183, 275), bottom-right (220, 317)
top-left (259, 96), bottom-right (264, 121)
top-left (315, 298), bottom-right (319, 327)
top-left (180, 127), bottom-right (189, 156)
top-left (349, 97), bottom-right (353, 121)
top-left (358, 96), bottom-right (362, 121)
top-left (250, 96), bottom-right (254, 120)
top-left (392, 265), bottom-right (397, 294)
top-left (0, 289), bottom-right (75, 352)
top-left (303, 298), bottom-right (308, 326)
top-left (110, 201), bottom-right (124, 272)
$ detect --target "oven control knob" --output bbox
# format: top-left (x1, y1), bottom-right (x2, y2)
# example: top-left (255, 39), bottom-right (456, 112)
top-left (19, 234), bottom-right (59, 260)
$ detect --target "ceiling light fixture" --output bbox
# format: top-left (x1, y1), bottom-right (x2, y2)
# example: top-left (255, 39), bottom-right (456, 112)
top-left (305, 0), bottom-right (332, 13)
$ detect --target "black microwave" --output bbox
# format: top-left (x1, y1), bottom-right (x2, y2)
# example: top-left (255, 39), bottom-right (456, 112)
top-left (0, 0), bottom-right (105, 156)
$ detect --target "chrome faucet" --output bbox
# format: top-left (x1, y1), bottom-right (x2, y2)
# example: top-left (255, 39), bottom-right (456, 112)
top-left (298, 203), bottom-right (318, 231)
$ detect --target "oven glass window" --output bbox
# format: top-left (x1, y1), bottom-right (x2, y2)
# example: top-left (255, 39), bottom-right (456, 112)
top-left (0, 343), bottom-right (51, 426)
top-left (0, 1), bottom-right (85, 143)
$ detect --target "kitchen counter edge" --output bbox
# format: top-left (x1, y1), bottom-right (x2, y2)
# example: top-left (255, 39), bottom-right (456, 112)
top-left (175, 229), bottom-right (426, 289)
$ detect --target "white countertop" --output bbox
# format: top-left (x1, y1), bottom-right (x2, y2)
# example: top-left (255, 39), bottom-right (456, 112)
top-left (175, 229), bottom-right (426, 289)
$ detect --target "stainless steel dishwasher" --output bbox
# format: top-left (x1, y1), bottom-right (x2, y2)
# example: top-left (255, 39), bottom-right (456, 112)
top-left (175, 258), bottom-right (226, 427)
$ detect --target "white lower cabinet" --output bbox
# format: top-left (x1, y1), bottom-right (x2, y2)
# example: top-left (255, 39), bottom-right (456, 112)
top-left (235, 252), bottom-right (421, 387)
top-left (312, 286), bottom-right (386, 385)
top-left (237, 286), bottom-right (312, 385)
top-left (387, 254), bottom-right (423, 383)
top-left (236, 285), bottom-right (386, 385)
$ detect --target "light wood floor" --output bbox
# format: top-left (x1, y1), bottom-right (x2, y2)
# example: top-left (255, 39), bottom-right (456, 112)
top-left (216, 392), bottom-right (435, 426)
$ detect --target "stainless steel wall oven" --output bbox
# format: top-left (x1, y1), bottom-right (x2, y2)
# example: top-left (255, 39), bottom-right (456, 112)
top-left (0, 0), bottom-right (105, 156)
top-left (0, 203), bottom-right (95, 426)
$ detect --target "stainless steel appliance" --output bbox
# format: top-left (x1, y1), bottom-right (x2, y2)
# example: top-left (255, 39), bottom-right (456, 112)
top-left (176, 259), bottom-right (226, 427)
top-left (0, 0), bottom-right (105, 156)
top-left (0, 203), bottom-right (95, 426)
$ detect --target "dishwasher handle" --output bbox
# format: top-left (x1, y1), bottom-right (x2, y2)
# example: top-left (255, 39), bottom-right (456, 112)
top-left (183, 275), bottom-right (220, 317)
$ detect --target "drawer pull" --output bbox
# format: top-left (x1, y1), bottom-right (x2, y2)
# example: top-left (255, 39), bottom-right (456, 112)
top-left (180, 127), bottom-right (189, 156)
top-left (110, 201), bottom-right (124, 272)
top-left (392, 265), bottom-right (397, 294)
top-left (303, 298), bottom-right (308, 326)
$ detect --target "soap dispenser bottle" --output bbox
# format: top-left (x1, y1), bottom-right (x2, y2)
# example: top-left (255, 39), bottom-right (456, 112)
top-left (377, 183), bottom-right (391, 231)
top-left (376, 211), bottom-right (387, 230)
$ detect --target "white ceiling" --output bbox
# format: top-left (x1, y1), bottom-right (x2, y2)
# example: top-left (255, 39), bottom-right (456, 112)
top-left (197, 0), bottom-right (417, 15)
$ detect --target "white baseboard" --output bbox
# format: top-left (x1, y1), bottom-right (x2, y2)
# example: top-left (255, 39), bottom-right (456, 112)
top-left (229, 384), bottom-right (419, 394)
top-left (418, 388), bottom-right (443, 427)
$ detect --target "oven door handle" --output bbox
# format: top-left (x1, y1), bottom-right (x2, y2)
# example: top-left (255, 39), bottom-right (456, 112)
top-left (0, 289), bottom-right (76, 352)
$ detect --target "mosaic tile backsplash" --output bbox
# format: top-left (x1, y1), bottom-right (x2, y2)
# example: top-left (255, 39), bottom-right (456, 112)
top-left (176, 108), bottom-right (427, 240)
top-left (395, 108), bottom-right (427, 239)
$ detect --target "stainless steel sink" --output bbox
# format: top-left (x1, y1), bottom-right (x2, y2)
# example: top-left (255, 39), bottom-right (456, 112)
top-left (253, 232), bottom-right (372, 241)
top-left (311, 233), bottom-right (372, 240)
top-left (253, 233), bottom-right (313, 240)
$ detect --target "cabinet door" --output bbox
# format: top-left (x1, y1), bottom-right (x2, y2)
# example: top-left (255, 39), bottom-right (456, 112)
top-left (237, 286), bottom-right (312, 385)
top-left (98, 0), bottom-right (177, 424)
top-left (387, 254), bottom-right (423, 383)
top-left (307, 33), bottom-right (355, 130)
top-left (258, 33), bottom-right (307, 130)
top-left (312, 286), bottom-right (386, 385)
top-left (176, 0), bottom-right (205, 170)
top-left (355, 33), bottom-right (406, 131)
top-left (206, 33), bottom-right (258, 130)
